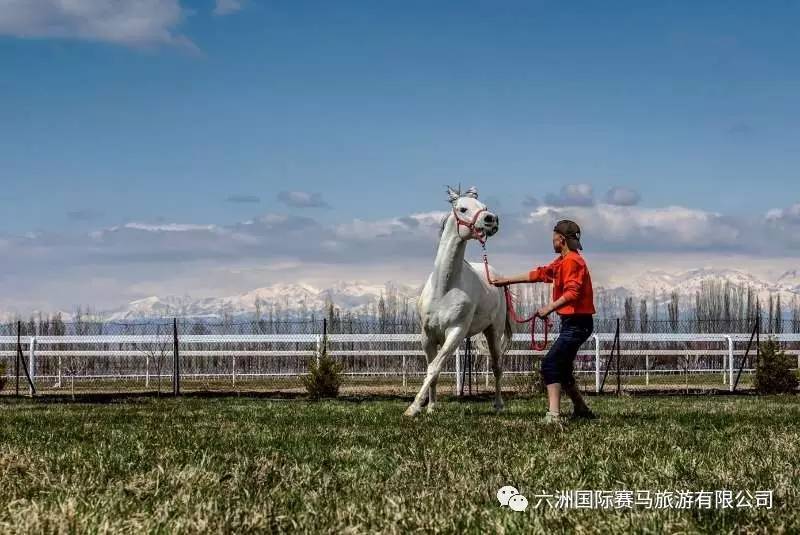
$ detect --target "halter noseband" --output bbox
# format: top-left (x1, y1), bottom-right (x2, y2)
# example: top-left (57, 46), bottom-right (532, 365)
top-left (452, 206), bottom-right (488, 246)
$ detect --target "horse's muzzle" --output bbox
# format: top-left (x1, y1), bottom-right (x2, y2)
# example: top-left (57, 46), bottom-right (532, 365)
top-left (480, 214), bottom-right (499, 237)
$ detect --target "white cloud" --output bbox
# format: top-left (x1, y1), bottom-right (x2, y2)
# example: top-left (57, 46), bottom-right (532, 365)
top-left (765, 203), bottom-right (800, 224)
top-left (523, 204), bottom-right (741, 250)
top-left (334, 211), bottom-right (445, 241)
top-left (214, 0), bottom-right (242, 16)
top-left (0, 0), bottom-right (192, 48)
top-left (2, 199), bottom-right (795, 314)
top-left (544, 183), bottom-right (594, 207)
top-left (765, 203), bottom-right (800, 246)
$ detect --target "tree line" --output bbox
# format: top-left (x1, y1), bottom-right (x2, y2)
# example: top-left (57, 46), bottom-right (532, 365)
top-left (4, 280), bottom-right (800, 334)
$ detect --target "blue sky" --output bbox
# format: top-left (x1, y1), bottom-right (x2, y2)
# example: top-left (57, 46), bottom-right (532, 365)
top-left (0, 1), bottom-right (799, 313)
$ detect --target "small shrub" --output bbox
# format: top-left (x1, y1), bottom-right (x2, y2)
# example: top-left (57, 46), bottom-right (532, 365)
top-left (0, 363), bottom-right (6, 392)
top-left (754, 338), bottom-right (799, 395)
top-left (303, 337), bottom-right (343, 400)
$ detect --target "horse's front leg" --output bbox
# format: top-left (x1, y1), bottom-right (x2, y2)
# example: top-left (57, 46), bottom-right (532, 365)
top-left (404, 326), bottom-right (466, 418)
top-left (423, 337), bottom-right (440, 413)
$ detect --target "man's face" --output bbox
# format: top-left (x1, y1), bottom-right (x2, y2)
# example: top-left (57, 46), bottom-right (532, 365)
top-left (552, 232), bottom-right (566, 253)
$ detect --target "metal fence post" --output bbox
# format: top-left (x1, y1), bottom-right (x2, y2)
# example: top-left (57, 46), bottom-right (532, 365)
top-left (29, 336), bottom-right (36, 397)
top-left (466, 338), bottom-right (472, 396)
top-left (756, 313), bottom-right (761, 376)
top-left (734, 318), bottom-right (759, 392)
top-left (57, 355), bottom-right (62, 389)
top-left (402, 354), bottom-right (407, 391)
top-left (172, 318), bottom-right (180, 396)
top-left (645, 354), bottom-right (650, 386)
top-left (455, 346), bottom-right (462, 396)
top-left (15, 321), bottom-right (36, 397)
top-left (726, 336), bottom-right (734, 392)
top-left (593, 335), bottom-right (601, 393)
top-left (15, 321), bottom-right (20, 397)
top-left (232, 354), bottom-right (236, 387)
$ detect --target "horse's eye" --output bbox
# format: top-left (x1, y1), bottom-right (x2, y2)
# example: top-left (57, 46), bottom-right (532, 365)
top-left (459, 207), bottom-right (468, 213)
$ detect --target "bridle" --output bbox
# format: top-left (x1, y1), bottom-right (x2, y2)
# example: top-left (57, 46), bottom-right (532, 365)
top-left (452, 205), bottom-right (488, 245)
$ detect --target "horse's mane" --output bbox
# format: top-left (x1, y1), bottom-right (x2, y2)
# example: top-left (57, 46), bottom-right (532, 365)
top-left (438, 212), bottom-right (449, 239)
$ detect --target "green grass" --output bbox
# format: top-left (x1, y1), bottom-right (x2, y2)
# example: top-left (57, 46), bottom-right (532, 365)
top-left (1, 395), bottom-right (798, 533)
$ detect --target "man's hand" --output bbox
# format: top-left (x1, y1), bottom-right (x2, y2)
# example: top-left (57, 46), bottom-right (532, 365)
top-left (491, 277), bottom-right (511, 287)
top-left (535, 305), bottom-right (552, 318)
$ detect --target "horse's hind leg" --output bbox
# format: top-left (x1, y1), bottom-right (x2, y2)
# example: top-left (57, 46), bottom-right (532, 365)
top-left (484, 326), bottom-right (504, 412)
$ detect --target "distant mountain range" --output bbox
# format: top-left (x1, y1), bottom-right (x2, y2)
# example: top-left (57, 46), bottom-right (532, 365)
top-left (103, 281), bottom-right (422, 321)
top-left (104, 267), bottom-right (800, 321)
top-left (605, 268), bottom-right (800, 303)
top-left (5, 268), bottom-right (799, 322)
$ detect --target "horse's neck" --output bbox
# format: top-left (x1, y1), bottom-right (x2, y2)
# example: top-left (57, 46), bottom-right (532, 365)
top-left (431, 216), bottom-right (467, 298)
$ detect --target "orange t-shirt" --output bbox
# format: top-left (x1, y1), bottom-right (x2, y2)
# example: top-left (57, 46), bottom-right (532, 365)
top-left (528, 251), bottom-right (596, 315)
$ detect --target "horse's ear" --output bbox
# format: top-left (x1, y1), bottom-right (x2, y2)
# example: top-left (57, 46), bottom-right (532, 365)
top-left (446, 185), bottom-right (460, 203)
top-left (464, 186), bottom-right (479, 199)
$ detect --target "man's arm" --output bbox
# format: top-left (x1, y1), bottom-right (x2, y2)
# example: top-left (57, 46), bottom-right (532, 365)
top-left (492, 262), bottom-right (556, 287)
top-left (490, 273), bottom-right (532, 286)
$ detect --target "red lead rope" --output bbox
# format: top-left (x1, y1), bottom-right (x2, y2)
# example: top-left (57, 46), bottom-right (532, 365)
top-left (483, 253), bottom-right (552, 351)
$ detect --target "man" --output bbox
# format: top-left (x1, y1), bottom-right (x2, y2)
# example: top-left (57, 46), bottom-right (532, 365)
top-left (492, 220), bottom-right (597, 426)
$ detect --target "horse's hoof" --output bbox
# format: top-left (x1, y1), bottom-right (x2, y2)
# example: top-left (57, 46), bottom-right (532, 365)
top-left (403, 407), bottom-right (420, 418)
top-left (426, 405), bottom-right (436, 414)
top-left (494, 402), bottom-right (505, 413)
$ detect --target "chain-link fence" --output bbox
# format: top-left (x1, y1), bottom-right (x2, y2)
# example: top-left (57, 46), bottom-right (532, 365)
top-left (1, 318), bottom-right (798, 398)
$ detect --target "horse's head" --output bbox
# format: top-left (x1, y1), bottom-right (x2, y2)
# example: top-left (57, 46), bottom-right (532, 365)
top-left (446, 185), bottom-right (499, 242)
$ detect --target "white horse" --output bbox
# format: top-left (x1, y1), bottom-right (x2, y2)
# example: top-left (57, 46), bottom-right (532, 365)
top-left (404, 186), bottom-right (512, 417)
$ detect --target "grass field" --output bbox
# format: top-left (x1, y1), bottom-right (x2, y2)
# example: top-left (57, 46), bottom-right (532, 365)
top-left (1, 394), bottom-right (798, 533)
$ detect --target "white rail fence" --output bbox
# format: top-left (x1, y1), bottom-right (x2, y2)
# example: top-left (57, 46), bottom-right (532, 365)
top-left (2, 332), bottom-right (799, 394)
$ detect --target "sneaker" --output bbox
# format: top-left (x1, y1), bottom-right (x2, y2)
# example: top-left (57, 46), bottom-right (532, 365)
top-left (541, 411), bottom-right (565, 428)
top-left (570, 407), bottom-right (597, 421)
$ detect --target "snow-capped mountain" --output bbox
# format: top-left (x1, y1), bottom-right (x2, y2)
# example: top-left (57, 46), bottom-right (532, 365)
top-left (5, 267), bottom-right (799, 322)
top-left (617, 268), bottom-right (778, 300)
top-left (600, 268), bottom-right (800, 316)
top-left (776, 269), bottom-right (800, 293)
top-left (104, 281), bottom-right (421, 321)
